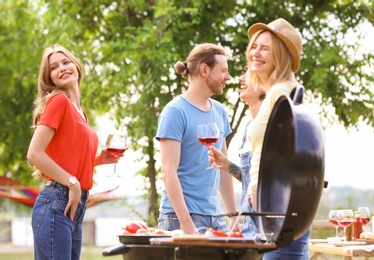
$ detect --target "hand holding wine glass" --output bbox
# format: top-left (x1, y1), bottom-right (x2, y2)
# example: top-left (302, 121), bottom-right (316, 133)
top-left (106, 131), bottom-right (128, 177)
top-left (337, 209), bottom-right (354, 241)
top-left (197, 123), bottom-right (220, 169)
top-left (328, 210), bottom-right (340, 239)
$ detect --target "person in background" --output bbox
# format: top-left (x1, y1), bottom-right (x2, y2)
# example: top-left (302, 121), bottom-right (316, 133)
top-left (209, 69), bottom-right (310, 258)
top-left (27, 44), bottom-right (121, 260)
top-left (236, 70), bottom-right (265, 239)
top-left (156, 43), bottom-right (238, 235)
top-left (209, 18), bottom-right (311, 259)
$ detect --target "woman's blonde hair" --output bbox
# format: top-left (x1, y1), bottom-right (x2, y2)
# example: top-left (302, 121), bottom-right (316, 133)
top-left (246, 30), bottom-right (295, 88)
top-left (30, 44), bottom-right (83, 179)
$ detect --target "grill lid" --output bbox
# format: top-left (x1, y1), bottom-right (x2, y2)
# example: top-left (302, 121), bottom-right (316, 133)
top-left (257, 85), bottom-right (325, 247)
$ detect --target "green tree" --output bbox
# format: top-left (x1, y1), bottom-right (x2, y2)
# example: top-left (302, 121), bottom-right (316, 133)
top-left (1, 0), bottom-right (373, 223)
top-left (0, 0), bottom-right (42, 185)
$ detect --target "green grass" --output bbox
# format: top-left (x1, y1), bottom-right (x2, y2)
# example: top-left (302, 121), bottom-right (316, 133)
top-left (0, 246), bottom-right (123, 260)
top-left (0, 253), bottom-right (122, 260)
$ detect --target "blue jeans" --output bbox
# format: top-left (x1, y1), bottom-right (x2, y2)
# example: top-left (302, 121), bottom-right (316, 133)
top-left (241, 205), bottom-right (259, 239)
top-left (262, 227), bottom-right (311, 260)
top-left (32, 180), bottom-right (89, 260)
top-left (158, 212), bottom-right (229, 233)
top-left (239, 148), bottom-right (260, 239)
top-left (239, 125), bottom-right (310, 259)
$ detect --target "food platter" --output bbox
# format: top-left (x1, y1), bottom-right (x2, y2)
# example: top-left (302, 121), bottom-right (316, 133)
top-left (118, 234), bottom-right (171, 244)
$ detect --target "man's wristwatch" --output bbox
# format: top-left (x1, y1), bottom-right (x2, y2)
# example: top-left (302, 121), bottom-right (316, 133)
top-left (68, 176), bottom-right (78, 188)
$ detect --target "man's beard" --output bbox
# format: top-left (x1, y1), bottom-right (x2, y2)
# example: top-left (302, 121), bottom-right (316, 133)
top-left (205, 76), bottom-right (223, 95)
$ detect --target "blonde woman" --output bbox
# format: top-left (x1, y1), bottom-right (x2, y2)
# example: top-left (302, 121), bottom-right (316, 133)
top-left (209, 18), bottom-right (310, 259)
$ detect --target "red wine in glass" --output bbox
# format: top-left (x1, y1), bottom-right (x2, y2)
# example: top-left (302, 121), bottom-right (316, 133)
top-left (337, 209), bottom-right (354, 241)
top-left (198, 137), bottom-right (219, 147)
top-left (107, 147), bottom-right (129, 157)
top-left (328, 210), bottom-right (340, 239)
top-left (338, 220), bottom-right (353, 228)
top-left (358, 207), bottom-right (371, 231)
top-left (361, 217), bottom-right (370, 227)
top-left (106, 132), bottom-right (128, 177)
top-left (329, 219), bottom-right (339, 228)
top-left (197, 123), bottom-right (220, 169)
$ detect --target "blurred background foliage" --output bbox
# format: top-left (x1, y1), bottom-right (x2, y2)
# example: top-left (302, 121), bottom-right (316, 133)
top-left (0, 0), bottom-right (373, 223)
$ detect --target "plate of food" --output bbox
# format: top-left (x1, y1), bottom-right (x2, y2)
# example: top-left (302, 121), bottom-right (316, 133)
top-left (119, 221), bottom-right (172, 244)
top-left (118, 234), bottom-right (172, 244)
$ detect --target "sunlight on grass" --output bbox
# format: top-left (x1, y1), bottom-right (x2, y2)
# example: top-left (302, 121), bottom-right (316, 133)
top-left (0, 246), bottom-right (123, 260)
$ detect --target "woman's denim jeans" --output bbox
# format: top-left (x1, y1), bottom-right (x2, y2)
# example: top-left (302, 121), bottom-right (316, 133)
top-left (262, 227), bottom-right (311, 260)
top-left (239, 147), bottom-right (260, 239)
top-left (32, 180), bottom-right (88, 260)
top-left (158, 212), bottom-right (229, 233)
top-left (239, 132), bottom-right (310, 259)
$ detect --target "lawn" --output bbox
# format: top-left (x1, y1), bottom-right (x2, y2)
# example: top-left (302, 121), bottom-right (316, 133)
top-left (0, 245), bottom-right (122, 260)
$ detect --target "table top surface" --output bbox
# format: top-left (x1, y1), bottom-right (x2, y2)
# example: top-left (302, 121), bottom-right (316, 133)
top-left (309, 242), bottom-right (374, 257)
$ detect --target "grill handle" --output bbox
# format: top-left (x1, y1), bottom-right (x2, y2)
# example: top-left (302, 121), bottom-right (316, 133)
top-left (102, 244), bottom-right (130, 256)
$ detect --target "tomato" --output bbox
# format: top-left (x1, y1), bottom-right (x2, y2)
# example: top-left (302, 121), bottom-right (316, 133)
top-left (229, 232), bottom-right (243, 238)
top-left (154, 229), bottom-right (166, 235)
top-left (211, 230), bottom-right (243, 238)
top-left (125, 221), bottom-right (149, 234)
top-left (212, 230), bottom-right (228, 237)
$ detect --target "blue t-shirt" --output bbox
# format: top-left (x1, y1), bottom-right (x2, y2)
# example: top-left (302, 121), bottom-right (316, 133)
top-left (156, 96), bottom-right (232, 215)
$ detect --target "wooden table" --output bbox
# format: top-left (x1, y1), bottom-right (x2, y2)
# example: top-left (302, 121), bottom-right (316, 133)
top-left (309, 243), bottom-right (374, 259)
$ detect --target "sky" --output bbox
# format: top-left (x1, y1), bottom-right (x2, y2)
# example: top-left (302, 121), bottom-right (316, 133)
top-left (323, 123), bottom-right (374, 190)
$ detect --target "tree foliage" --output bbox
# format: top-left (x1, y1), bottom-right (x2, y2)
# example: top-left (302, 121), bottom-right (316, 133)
top-left (1, 0), bottom-right (373, 223)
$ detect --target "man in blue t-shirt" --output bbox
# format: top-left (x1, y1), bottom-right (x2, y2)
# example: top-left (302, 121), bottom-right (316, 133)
top-left (156, 43), bottom-right (238, 235)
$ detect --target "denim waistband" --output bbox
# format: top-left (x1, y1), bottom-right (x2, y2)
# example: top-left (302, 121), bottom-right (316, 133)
top-left (46, 180), bottom-right (89, 197)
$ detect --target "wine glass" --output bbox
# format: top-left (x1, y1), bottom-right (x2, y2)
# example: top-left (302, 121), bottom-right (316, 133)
top-left (337, 209), bottom-right (354, 241)
top-left (328, 210), bottom-right (340, 239)
top-left (197, 123), bottom-right (220, 169)
top-left (106, 131), bottom-right (128, 177)
top-left (358, 207), bottom-right (370, 231)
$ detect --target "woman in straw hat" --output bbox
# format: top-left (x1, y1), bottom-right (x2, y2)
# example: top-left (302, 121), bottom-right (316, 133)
top-left (208, 18), bottom-right (310, 259)
top-left (245, 17), bottom-right (303, 211)
top-left (246, 17), bottom-right (310, 260)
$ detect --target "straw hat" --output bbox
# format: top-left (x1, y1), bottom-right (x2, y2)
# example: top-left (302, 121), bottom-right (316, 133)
top-left (248, 18), bottom-right (302, 72)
